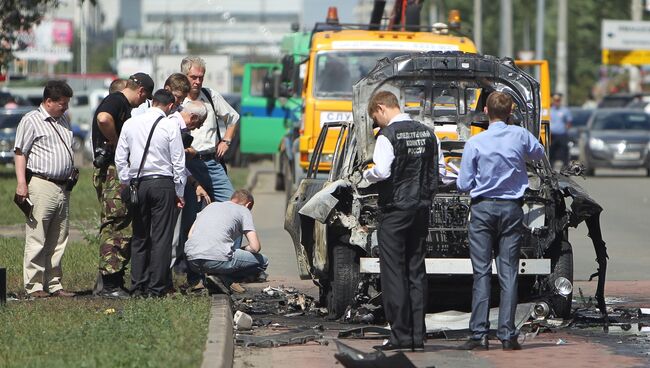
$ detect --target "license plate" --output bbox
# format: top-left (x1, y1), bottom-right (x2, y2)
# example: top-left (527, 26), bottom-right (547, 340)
top-left (614, 151), bottom-right (640, 160)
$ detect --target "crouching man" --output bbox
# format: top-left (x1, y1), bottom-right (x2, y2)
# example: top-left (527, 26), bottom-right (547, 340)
top-left (184, 189), bottom-right (268, 293)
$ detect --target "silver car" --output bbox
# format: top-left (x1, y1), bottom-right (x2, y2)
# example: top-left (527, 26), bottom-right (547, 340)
top-left (579, 108), bottom-right (650, 176)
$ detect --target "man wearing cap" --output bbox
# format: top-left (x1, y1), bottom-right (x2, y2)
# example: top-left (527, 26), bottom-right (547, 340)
top-left (91, 72), bottom-right (154, 299)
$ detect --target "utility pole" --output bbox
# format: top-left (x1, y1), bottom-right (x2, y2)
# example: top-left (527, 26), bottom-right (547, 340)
top-left (474, 0), bottom-right (482, 53)
top-left (499, 0), bottom-right (513, 57)
top-left (80, 1), bottom-right (87, 76)
top-left (556, 0), bottom-right (568, 100)
top-left (535, 0), bottom-right (545, 60)
top-left (629, 0), bottom-right (642, 93)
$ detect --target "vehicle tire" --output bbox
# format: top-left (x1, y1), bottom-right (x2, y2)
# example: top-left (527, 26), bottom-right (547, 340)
top-left (646, 167), bottom-right (650, 177)
top-left (326, 243), bottom-right (361, 319)
top-left (548, 239), bottom-right (574, 319)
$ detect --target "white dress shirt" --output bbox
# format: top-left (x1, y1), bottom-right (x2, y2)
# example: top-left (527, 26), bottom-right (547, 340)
top-left (183, 88), bottom-right (239, 153)
top-left (363, 113), bottom-right (448, 183)
top-left (115, 107), bottom-right (187, 197)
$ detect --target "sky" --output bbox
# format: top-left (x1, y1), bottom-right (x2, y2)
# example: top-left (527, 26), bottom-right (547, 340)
top-left (302, 0), bottom-right (356, 28)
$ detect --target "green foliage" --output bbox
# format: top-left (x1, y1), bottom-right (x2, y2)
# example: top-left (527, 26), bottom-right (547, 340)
top-left (445, 0), bottom-right (646, 105)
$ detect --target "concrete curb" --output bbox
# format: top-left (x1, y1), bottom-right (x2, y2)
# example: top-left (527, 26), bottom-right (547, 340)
top-left (201, 294), bottom-right (234, 368)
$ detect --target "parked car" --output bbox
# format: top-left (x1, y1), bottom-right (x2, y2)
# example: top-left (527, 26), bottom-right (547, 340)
top-left (579, 108), bottom-right (650, 176)
top-left (0, 107), bottom-right (33, 164)
top-left (598, 93), bottom-right (643, 108)
top-left (285, 52), bottom-right (608, 319)
top-left (567, 107), bottom-right (594, 160)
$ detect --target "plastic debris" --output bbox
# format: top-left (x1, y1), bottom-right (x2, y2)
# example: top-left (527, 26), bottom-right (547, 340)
top-left (234, 310), bottom-right (253, 331)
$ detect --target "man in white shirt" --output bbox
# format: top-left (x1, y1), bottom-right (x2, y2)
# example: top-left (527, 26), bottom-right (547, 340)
top-left (115, 89), bottom-right (186, 297)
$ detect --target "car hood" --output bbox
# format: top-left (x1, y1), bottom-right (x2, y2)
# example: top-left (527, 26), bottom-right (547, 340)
top-left (352, 52), bottom-right (541, 164)
top-left (589, 130), bottom-right (650, 143)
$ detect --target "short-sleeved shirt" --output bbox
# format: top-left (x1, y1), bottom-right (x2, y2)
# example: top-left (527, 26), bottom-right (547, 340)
top-left (14, 106), bottom-right (74, 180)
top-left (550, 106), bottom-right (572, 135)
top-left (183, 88), bottom-right (239, 153)
top-left (184, 201), bottom-right (255, 262)
top-left (91, 92), bottom-right (132, 156)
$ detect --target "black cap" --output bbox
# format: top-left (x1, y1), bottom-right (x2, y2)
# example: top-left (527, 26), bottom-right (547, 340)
top-left (129, 72), bottom-right (154, 99)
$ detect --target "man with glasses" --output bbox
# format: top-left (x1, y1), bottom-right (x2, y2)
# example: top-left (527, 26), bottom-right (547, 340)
top-left (91, 72), bottom-right (154, 298)
top-left (13, 80), bottom-right (77, 299)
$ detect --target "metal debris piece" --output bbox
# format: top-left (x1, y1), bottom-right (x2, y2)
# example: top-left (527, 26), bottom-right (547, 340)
top-left (343, 303), bottom-right (383, 324)
top-left (235, 327), bottom-right (324, 348)
top-left (556, 338), bottom-right (567, 345)
top-left (333, 340), bottom-right (419, 368)
top-left (338, 326), bottom-right (391, 339)
top-left (284, 312), bottom-right (304, 317)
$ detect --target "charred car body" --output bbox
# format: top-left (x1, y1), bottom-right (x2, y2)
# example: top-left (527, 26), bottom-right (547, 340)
top-left (285, 52), bottom-right (608, 320)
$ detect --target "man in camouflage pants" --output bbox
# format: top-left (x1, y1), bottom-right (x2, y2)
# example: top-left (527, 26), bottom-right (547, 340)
top-left (91, 73), bottom-right (153, 298)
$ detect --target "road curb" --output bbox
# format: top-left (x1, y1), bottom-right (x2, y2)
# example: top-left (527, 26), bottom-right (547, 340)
top-left (201, 294), bottom-right (234, 368)
top-left (245, 168), bottom-right (276, 192)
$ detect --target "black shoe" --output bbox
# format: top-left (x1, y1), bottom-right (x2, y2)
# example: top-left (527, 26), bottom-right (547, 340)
top-left (205, 275), bottom-right (231, 295)
top-left (373, 342), bottom-right (423, 352)
top-left (458, 336), bottom-right (489, 351)
top-left (501, 338), bottom-right (522, 351)
top-left (97, 287), bottom-right (130, 299)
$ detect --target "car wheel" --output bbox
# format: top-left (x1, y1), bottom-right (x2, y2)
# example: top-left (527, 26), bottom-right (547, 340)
top-left (646, 167), bottom-right (650, 177)
top-left (326, 242), bottom-right (361, 319)
top-left (548, 239), bottom-right (573, 319)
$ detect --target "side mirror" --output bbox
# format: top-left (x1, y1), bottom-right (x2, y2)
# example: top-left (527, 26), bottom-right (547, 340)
top-left (280, 55), bottom-right (294, 83)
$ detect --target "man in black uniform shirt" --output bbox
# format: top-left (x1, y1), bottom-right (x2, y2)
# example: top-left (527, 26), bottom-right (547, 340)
top-left (362, 91), bottom-right (438, 351)
top-left (91, 72), bottom-right (154, 298)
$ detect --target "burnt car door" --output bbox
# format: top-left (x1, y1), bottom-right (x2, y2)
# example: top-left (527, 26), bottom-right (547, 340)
top-left (284, 121), bottom-right (351, 280)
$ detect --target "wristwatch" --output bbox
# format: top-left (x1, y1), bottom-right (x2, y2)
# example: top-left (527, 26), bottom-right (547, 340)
top-left (222, 139), bottom-right (231, 146)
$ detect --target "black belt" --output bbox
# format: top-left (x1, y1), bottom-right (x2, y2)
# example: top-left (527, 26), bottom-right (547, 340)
top-left (31, 173), bottom-right (67, 186)
top-left (137, 175), bottom-right (173, 183)
top-left (470, 197), bottom-right (523, 206)
top-left (194, 152), bottom-right (215, 161)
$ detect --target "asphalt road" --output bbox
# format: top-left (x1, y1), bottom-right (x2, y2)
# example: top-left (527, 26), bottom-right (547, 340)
top-left (241, 162), bottom-right (650, 368)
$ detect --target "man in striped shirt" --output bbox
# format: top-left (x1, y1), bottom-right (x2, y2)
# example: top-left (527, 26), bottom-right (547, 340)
top-left (14, 80), bottom-right (76, 299)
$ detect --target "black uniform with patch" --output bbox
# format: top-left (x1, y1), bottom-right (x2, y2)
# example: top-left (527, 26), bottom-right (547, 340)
top-left (375, 119), bottom-right (438, 349)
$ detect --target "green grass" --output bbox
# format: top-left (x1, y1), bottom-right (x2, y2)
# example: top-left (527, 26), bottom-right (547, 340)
top-left (0, 165), bottom-right (249, 227)
top-left (0, 164), bottom-right (249, 367)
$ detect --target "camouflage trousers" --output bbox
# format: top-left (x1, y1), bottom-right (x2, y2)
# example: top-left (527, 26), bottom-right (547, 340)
top-left (93, 165), bottom-right (132, 275)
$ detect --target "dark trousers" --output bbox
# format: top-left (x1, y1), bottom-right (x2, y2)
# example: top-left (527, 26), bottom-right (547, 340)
top-left (550, 134), bottom-right (569, 166)
top-left (131, 178), bottom-right (176, 296)
top-left (468, 199), bottom-right (523, 341)
top-left (378, 207), bottom-right (428, 347)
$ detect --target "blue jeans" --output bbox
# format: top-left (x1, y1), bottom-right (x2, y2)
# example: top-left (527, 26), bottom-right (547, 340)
top-left (186, 157), bottom-right (234, 202)
top-left (189, 250), bottom-right (268, 285)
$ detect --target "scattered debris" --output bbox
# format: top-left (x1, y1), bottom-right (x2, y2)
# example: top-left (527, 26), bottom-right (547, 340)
top-left (235, 326), bottom-right (324, 348)
top-left (556, 338), bottom-right (567, 345)
top-left (234, 311), bottom-right (253, 331)
top-left (103, 308), bottom-right (116, 315)
top-left (338, 326), bottom-right (391, 340)
top-left (333, 340), bottom-right (420, 368)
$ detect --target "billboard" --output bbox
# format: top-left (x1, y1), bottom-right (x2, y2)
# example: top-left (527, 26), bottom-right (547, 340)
top-left (14, 19), bottom-right (73, 62)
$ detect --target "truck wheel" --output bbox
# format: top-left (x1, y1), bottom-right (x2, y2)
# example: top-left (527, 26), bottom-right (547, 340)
top-left (326, 243), bottom-right (361, 319)
top-left (548, 239), bottom-right (573, 319)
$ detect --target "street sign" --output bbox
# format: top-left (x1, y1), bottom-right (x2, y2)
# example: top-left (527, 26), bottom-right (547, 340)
top-left (602, 49), bottom-right (650, 65)
top-left (602, 20), bottom-right (650, 51)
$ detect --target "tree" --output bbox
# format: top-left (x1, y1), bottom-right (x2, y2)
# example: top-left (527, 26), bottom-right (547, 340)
top-left (0, 0), bottom-right (60, 65)
top-left (0, 0), bottom-right (96, 66)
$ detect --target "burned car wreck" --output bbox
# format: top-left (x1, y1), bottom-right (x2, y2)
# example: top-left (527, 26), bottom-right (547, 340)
top-left (284, 52), bottom-right (608, 321)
